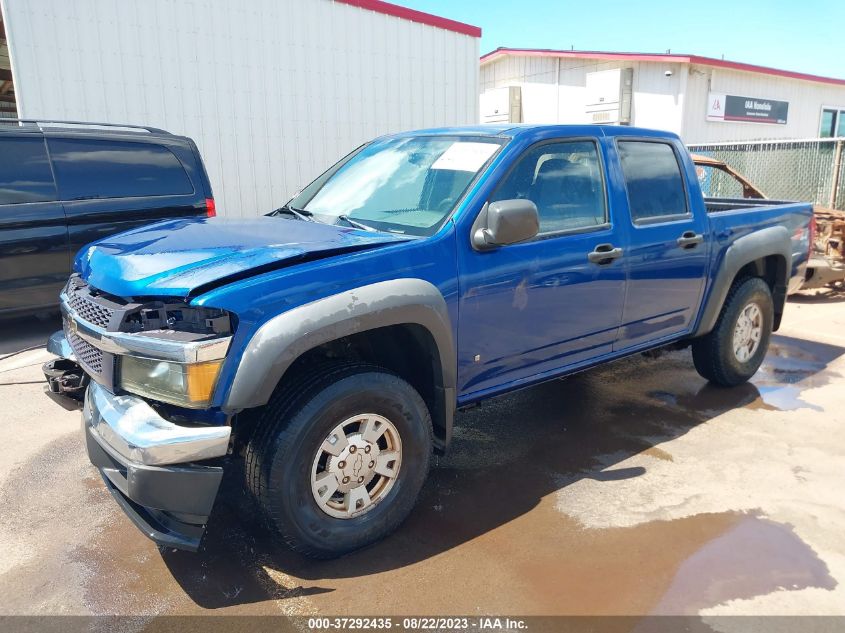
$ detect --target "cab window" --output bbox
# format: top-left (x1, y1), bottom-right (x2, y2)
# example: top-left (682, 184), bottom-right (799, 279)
top-left (618, 141), bottom-right (688, 222)
top-left (490, 140), bottom-right (607, 234)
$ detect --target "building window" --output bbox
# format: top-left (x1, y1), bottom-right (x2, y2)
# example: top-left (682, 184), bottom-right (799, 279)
top-left (820, 108), bottom-right (845, 138)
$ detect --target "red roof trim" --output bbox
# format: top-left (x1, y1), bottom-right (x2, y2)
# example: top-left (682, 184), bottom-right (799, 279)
top-left (335, 0), bottom-right (481, 38)
top-left (686, 55), bottom-right (845, 87)
top-left (480, 48), bottom-right (692, 64)
top-left (480, 48), bottom-right (845, 87)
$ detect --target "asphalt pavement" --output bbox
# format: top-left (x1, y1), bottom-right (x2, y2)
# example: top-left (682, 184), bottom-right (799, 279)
top-left (0, 293), bottom-right (844, 620)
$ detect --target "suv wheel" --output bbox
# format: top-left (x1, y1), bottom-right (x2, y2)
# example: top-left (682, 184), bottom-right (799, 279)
top-left (245, 362), bottom-right (432, 558)
top-left (692, 276), bottom-right (774, 387)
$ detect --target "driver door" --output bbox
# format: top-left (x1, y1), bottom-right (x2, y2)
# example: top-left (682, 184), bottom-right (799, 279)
top-left (456, 138), bottom-right (627, 398)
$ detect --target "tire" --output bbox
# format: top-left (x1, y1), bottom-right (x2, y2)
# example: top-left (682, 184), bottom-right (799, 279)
top-left (692, 276), bottom-right (774, 387)
top-left (244, 361), bottom-right (433, 559)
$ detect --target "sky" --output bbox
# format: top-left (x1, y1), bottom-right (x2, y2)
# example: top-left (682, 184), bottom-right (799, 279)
top-left (401, 0), bottom-right (845, 79)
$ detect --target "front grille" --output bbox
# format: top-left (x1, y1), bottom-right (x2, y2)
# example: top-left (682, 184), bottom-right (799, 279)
top-left (66, 325), bottom-right (104, 375)
top-left (66, 278), bottom-right (115, 329)
top-left (62, 277), bottom-right (124, 386)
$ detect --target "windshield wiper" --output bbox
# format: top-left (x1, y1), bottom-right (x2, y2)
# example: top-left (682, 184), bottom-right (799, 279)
top-left (337, 215), bottom-right (378, 232)
top-left (269, 204), bottom-right (315, 222)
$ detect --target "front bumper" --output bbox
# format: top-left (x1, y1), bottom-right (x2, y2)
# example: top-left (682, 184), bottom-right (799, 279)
top-left (84, 380), bottom-right (231, 551)
top-left (47, 329), bottom-right (76, 360)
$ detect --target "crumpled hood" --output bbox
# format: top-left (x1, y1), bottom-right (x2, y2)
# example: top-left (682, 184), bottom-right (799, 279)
top-left (75, 217), bottom-right (409, 298)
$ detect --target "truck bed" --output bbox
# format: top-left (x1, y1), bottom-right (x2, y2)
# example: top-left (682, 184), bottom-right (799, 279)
top-left (704, 197), bottom-right (798, 213)
top-left (704, 198), bottom-right (813, 294)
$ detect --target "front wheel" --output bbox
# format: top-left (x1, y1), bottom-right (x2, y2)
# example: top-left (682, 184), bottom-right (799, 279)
top-left (692, 276), bottom-right (774, 387)
top-left (245, 362), bottom-right (432, 558)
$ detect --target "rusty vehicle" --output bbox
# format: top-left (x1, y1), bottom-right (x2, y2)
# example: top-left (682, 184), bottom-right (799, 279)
top-left (804, 208), bottom-right (845, 290)
top-left (692, 154), bottom-right (845, 291)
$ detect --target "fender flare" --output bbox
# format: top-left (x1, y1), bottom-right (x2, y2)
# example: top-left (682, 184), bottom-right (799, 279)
top-left (223, 279), bottom-right (456, 441)
top-left (694, 225), bottom-right (792, 337)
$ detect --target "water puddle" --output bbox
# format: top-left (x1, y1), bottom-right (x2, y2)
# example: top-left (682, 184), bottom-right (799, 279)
top-left (641, 446), bottom-right (674, 462)
top-left (747, 337), bottom-right (840, 411)
top-left (649, 335), bottom-right (843, 413)
top-left (650, 513), bottom-right (836, 614)
top-left (516, 510), bottom-right (835, 615)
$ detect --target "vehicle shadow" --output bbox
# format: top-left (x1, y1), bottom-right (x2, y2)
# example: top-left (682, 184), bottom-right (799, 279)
top-left (0, 312), bottom-right (61, 355)
top-left (160, 333), bottom-right (845, 609)
top-left (789, 288), bottom-right (845, 304)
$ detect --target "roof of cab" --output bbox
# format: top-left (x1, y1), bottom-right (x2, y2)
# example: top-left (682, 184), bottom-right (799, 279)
top-left (387, 124), bottom-right (681, 142)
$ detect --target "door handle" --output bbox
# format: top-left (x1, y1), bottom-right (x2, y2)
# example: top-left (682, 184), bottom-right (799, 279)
top-left (587, 243), bottom-right (623, 265)
top-left (677, 231), bottom-right (704, 249)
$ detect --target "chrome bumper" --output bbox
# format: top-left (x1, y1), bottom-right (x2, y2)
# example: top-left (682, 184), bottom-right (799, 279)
top-left (84, 381), bottom-right (228, 550)
top-left (84, 381), bottom-right (231, 466)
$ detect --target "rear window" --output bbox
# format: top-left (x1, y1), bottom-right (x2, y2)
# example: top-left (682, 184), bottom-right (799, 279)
top-left (618, 141), bottom-right (688, 222)
top-left (47, 138), bottom-right (193, 200)
top-left (0, 136), bottom-right (57, 204)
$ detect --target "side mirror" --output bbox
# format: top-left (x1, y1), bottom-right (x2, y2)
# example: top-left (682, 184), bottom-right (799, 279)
top-left (472, 199), bottom-right (540, 250)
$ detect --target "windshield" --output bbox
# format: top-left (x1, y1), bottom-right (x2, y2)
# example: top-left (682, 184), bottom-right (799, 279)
top-left (288, 136), bottom-right (504, 236)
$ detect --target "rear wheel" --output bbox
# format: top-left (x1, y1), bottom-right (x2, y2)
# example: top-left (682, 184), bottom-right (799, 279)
top-left (692, 277), bottom-right (774, 387)
top-left (245, 362), bottom-right (432, 558)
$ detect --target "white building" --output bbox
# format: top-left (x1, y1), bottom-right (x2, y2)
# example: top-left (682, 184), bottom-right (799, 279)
top-left (0, 0), bottom-right (481, 217)
top-left (480, 48), bottom-right (845, 144)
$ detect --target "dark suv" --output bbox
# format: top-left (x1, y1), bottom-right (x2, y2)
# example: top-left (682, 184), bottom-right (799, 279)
top-left (0, 120), bottom-right (215, 316)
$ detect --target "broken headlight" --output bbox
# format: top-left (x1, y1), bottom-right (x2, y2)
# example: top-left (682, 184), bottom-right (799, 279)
top-left (120, 356), bottom-right (223, 408)
top-left (117, 302), bottom-right (234, 408)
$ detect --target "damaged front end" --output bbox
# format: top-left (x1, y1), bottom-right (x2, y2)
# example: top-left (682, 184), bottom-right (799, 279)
top-left (46, 274), bottom-right (235, 550)
top-left (43, 330), bottom-right (89, 399)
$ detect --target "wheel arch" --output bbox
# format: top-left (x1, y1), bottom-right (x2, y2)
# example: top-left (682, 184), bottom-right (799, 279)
top-left (224, 279), bottom-right (456, 450)
top-left (694, 226), bottom-right (791, 337)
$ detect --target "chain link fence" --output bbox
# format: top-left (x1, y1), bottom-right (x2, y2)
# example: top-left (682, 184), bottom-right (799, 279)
top-left (687, 138), bottom-right (845, 210)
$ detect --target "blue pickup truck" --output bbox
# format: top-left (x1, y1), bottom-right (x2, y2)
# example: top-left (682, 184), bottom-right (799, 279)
top-left (47, 124), bottom-right (812, 558)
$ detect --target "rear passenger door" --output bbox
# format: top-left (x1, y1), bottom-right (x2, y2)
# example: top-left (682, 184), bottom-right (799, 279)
top-left (0, 134), bottom-right (69, 314)
top-left (613, 139), bottom-right (709, 350)
top-left (46, 137), bottom-right (203, 258)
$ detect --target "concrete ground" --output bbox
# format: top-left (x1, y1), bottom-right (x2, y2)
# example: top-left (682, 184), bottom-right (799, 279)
top-left (0, 292), bottom-right (844, 621)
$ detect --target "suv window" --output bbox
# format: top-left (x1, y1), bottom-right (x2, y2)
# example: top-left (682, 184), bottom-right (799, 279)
top-left (491, 140), bottom-right (607, 234)
top-left (47, 138), bottom-right (193, 200)
top-left (618, 141), bottom-right (688, 222)
top-left (0, 136), bottom-right (57, 205)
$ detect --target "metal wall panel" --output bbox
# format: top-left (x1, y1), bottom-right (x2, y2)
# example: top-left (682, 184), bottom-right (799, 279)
top-left (480, 56), bottom-right (684, 134)
top-left (481, 55), bottom-right (845, 143)
top-left (1, 0), bottom-right (479, 217)
top-left (682, 65), bottom-right (845, 144)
